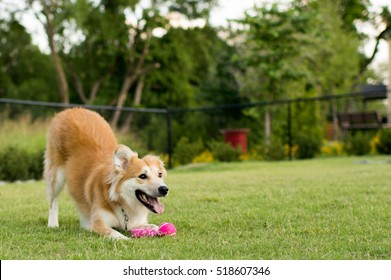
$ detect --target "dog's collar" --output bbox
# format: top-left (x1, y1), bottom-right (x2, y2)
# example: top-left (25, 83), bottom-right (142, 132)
top-left (118, 204), bottom-right (129, 231)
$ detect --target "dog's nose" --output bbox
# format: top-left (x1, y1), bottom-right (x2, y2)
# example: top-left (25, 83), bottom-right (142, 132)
top-left (158, 186), bottom-right (169, 196)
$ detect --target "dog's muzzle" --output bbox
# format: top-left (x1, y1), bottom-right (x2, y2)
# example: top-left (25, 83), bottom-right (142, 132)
top-left (158, 186), bottom-right (169, 196)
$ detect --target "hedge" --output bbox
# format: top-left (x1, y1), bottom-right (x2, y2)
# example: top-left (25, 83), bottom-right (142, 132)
top-left (0, 145), bottom-right (44, 181)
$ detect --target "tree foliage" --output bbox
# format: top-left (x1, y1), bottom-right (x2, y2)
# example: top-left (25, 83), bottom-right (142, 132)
top-left (0, 18), bottom-right (56, 101)
top-left (1, 0), bottom-right (390, 154)
top-left (234, 3), bottom-right (314, 101)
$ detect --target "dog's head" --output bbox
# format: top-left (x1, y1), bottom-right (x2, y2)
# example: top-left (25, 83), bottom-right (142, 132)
top-left (108, 144), bottom-right (168, 214)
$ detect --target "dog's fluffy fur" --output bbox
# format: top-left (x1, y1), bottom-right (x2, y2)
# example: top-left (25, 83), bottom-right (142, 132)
top-left (44, 108), bottom-right (168, 239)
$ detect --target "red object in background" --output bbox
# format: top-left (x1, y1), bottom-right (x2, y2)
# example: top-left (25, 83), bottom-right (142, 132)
top-left (220, 128), bottom-right (250, 153)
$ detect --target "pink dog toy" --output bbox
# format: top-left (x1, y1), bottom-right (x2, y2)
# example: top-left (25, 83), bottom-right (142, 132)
top-left (130, 223), bottom-right (176, 238)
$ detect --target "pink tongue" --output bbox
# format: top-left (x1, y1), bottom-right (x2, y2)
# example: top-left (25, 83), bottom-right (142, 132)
top-left (150, 198), bottom-right (164, 214)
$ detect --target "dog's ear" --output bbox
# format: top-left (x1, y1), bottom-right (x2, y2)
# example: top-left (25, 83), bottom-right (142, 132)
top-left (113, 144), bottom-right (138, 171)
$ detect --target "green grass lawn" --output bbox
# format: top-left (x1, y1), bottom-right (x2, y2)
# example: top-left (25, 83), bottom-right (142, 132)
top-left (1, 156), bottom-right (391, 260)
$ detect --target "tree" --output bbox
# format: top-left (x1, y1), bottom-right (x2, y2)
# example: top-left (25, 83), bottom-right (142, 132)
top-left (108, 0), bottom-right (218, 128)
top-left (233, 0), bottom-right (370, 144)
top-left (339, 0), bottom-right (370, 33)
top-left (65, 0), bottom-right (123, 105)
top-left (308, 0), bottom-right (362, 138)
top-left (234, 3), bottom-right (313, 144)
top-left (122, 25), bottom-right (242, 149)
top-left (27, 0), bottom-right (71, 104)
top-left (18, 0), bottom-right (217, 125)
top-left (109, 3), bottom-right (163, 128)
top-left (0, 17), bottom-right (56, 101)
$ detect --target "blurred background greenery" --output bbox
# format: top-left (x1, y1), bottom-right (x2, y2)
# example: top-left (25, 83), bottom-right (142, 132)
top-left (0, 0), bottom-right (391, 180)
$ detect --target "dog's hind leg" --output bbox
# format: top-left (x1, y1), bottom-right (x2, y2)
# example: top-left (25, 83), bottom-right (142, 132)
top-left (45, 156), bottom-right (66, 228)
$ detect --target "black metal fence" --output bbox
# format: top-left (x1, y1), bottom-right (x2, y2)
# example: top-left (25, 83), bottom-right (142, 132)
top-left (0, 90), bottom-right (388, 168)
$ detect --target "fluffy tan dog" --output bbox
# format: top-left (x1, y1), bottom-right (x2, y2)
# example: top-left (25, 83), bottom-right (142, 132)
top-left (44, 108), bottom-right (168, 239)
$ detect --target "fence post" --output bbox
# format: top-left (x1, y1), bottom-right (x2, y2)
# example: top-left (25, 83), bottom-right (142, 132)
top-left (166, 107), bottom-right (173, 169)
top-left (287, 102), bottom-right (293, 160)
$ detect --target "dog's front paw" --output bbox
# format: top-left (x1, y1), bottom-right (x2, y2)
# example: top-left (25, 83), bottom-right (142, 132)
top-left (109, 230), bottom-right (128, 240)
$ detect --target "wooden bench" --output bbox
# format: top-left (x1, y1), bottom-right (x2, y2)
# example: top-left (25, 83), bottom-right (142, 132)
top-left (337, 111), bottom-right (383, 130)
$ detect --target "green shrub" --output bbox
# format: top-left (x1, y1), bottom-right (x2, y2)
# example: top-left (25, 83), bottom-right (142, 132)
top-left (294, 133), bottom-right (322, 159)
top-left (208, 140), bottom-right (241, 162)
top-left (344, 132), bottom-right (371, 156)
top-left (28, 149), bottom-right (45, 180)
top-left (0, 145), bottom-right (44, 181)
top-left (377, 129), bottom-right (391, 154)
top-left (263, 139), bottom-right (286, 161)
top-left (173, 137), bottom-right (204, 165)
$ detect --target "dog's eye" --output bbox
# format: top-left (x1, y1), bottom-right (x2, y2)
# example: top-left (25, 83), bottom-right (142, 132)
top-left (138, 174), bottom-right (147, 180)
top-left (158, 172), bottom-right (162, 178)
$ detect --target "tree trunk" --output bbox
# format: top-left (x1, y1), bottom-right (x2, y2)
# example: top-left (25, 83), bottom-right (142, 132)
top-left (331, 99), bottom-right (339, 140)
top-left (110, 74), bottom-right (137, 128)
top-left (41, 0), bottom-right (69, 104)
top-left (70, 70), bottom-right (87, 103)
top-left (265, 110), bottom-right (271, 145)
top-left (89, 77), bottom-right (105, 105)
top-left (110, 27), bottom-right (159, 129)
top-left (66, 58), bottom-right (110, 105)
top-left (111, 63), bottom-right (159, 128)
top-left (359, 25), bottom-right (391, 76)
top-left (50, 50), bottom-right (69, 104)
top-left (120, 75), bottom-right (145, 133)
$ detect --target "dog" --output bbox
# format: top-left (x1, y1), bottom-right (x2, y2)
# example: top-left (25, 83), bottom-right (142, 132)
top-left (44, 107), bottom-right (168, 239)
